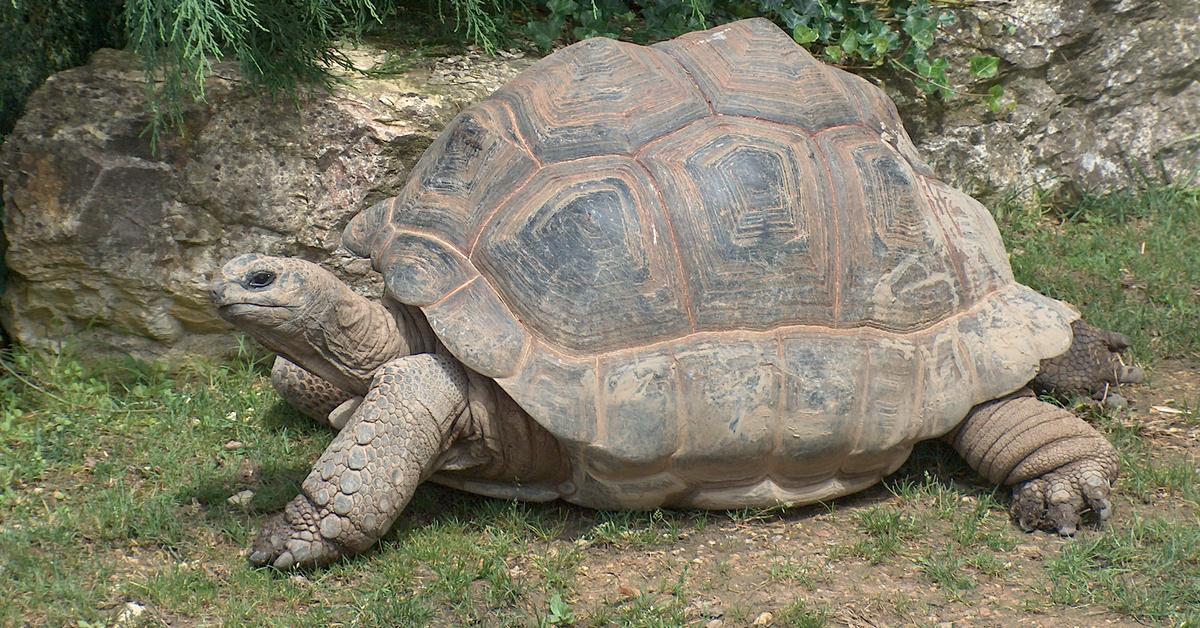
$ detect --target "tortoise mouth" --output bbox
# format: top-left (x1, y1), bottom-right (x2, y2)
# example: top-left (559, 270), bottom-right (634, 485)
top-left (216, 302), bottom-right (297, 319)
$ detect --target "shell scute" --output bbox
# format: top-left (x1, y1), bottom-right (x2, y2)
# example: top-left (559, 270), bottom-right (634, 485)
top-left (354, 101), bottom-right (536, 257)
top-left (592, 348), bottom-right (678, 470)
top-left (495, 37), bottom-right (708, 162)
top-left (817, 125), bottom-right (963, 330)
top-left (775, 332), bottom-right (862, 480)
top-left (641, 116), bottom-right (835, 331)
top-left (656, 18), bottom-right (859, 132)
top-left (424, 277), bottom-right (530, 379)
top-left (376, 232), bottom-right (472, 307)
top-left (474, 155), bottom-right (690, 353)
top-left (669, 338), bottom-right (778, 483)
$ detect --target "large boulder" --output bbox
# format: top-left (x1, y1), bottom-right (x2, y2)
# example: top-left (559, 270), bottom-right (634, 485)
top-left (2, 1), bottom-right (1195, 359)
top-left (0, 47), bottom-right (530, 359)
top-left (895, 0), bottom-right (1199, 195)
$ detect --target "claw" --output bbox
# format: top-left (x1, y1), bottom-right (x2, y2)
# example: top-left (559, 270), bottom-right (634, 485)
top-left (248, 497), bottom-right (346, 570)
top-left (1011, 459), bottom-right (1116, 535)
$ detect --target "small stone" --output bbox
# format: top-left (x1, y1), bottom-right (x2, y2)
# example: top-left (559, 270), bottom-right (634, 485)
top-left (115, 601), bottom-right (146, 624)
top-left (1102, 393), bottom-right (1128, 411)
top-left (752, 611), bottom-right (773, 625)
top-left (224, 440), bottom-right (244, 450)
top-left (227, 489), bottom-right (255, 507)
top-left (706, 620), bottom-right (724, 628)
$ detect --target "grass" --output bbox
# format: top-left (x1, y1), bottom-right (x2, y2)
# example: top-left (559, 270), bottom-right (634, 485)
top-left (997, 185), bottom-right (1200, 362)
top-left (0, 185), bottom-right (1198, 625)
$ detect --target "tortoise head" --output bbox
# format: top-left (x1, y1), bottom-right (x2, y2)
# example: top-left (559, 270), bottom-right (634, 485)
top-left (210, 254), bottom-right (340, 343)
top-left (210, 254), bottom-right (404, 394)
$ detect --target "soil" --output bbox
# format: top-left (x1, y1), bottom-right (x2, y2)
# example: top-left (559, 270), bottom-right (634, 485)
top-left (545, 361), bottom-right (1200, 627)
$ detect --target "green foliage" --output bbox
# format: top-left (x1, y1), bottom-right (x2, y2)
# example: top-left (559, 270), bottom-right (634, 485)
top-left (0, 0), bottom-right (124, 140)
top-left (544, 593), bottom-right (576, 626)
top-left (122, 0), bottom-right (383, 144)
top-left (520, 0), bottom-right (1004, 104)
top-left (1, 0), bottom-right (1008, 150)
top-left (999, 185), bottom-right (1200, 362)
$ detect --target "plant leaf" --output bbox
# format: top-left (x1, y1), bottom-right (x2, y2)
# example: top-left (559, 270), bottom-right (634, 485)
top-left (970, 55), bottom-right (1000, 79)
top-left (792, 25), bottom-right (819, 44)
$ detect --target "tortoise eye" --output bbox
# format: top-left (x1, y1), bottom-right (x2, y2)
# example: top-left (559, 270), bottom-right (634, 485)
top-left (246, 270), bottom-right (276, 289)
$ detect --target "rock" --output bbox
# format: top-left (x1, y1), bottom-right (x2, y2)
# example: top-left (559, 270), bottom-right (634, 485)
top-left (0, 46), bottom-right (530, 360)
top-left (115, 601), bottom-right (146, 625)
top-left (891, 0), bottom-right (1199, 197)
top-left (3, 5), bottom-right (1195, 358)
top-left (223, 440), bottom-right (244, 451)
top-left (1102, 393), bottom-right (1129, 412)
top-left (752, 611), bottom-right (774, 626)
top-left (227, 489), bottom-right (255, 507)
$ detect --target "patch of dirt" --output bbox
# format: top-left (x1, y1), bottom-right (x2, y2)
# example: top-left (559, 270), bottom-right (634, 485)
top-left (552, 360), bottom-right (1200, 626)
top-left (1124, 359), bottom-right (1200, 456)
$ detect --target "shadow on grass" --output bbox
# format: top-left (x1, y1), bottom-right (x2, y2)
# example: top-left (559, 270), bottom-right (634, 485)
top-left (176, 396), bottom-right (1008, 573)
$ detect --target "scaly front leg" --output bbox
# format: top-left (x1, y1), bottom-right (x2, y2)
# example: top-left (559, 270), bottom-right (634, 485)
top-left (250, 354), bottom-right (469, 569)
top-left (270, 357), bottom-right (358, 429)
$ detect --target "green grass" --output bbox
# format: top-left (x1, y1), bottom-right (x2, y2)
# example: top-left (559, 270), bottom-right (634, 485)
top-left (0, 185), bottom-right (1198, 625)
top-left (999, 185), bottom-right (1200, 362)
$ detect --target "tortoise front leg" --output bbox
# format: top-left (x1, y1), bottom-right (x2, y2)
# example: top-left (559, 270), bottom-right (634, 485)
top-left (250, 354), bottom-right (469, 569)
top-left (270, 357), bottom-right (358, 429)
top-left (951, 389), bottom-right (1119, 534)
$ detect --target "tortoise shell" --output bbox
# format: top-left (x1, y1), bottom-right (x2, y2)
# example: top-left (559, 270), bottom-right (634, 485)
top-left (344, 18), bottom-right (1076, 507)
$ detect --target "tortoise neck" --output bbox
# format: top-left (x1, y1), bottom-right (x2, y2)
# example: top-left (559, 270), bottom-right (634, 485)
top-left (283, 284), bottom-right (412, 396)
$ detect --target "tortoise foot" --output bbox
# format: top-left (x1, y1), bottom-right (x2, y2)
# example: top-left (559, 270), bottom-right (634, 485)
top-left (249, 495), bottom-right (345, 570)
top-left (1012, 459), bottom-right (1115, 535)
top-left (1034, 320), bottom-right (1144, 398)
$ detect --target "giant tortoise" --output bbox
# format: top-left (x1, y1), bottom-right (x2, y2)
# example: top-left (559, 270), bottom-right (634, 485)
top-left (210, 18), bottom-right (1142, 569)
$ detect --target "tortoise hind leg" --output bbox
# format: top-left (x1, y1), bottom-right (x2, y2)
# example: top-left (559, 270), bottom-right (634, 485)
top-left (950, 389), bottom-right (1119, 534)
top-left (1032, 320), bottom-right (1144, 399)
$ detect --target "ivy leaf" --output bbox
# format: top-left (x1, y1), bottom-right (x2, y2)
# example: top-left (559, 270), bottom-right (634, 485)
top-left (792, 25), bottom-right (820, 44)
top-left (911, 28), bottom-right (934, 50)
top-left (970, 55), bottom-right (1000, 79)
top-left (915, 57), bottom-right (932, 77)
top-left (986, 84), bottom-right (1006, 114)
top-left (840, 30), bottom-right (858, 54)
top-left (547, 593), bottom-right (575, 625)
top-left (546, 0), bottom-right (577, 14)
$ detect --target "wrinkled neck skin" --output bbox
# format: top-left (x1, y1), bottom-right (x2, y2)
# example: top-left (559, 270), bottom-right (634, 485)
top-left (265, 284), bottom-right (434, 397)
